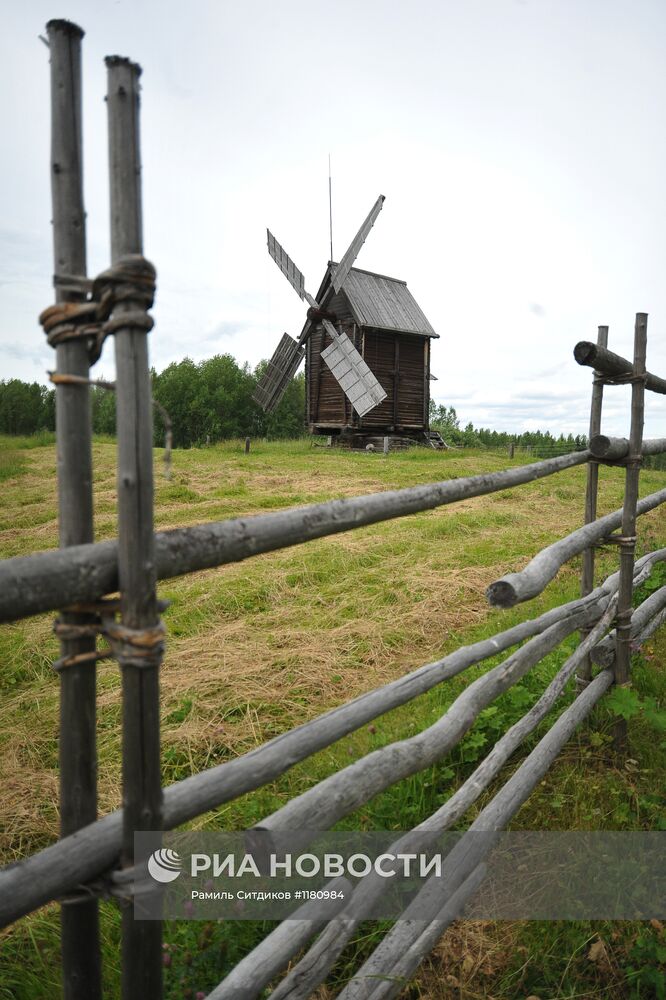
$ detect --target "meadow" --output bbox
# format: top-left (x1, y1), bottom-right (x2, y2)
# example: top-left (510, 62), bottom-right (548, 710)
top-left (0, 434), bottom-right (665, 999)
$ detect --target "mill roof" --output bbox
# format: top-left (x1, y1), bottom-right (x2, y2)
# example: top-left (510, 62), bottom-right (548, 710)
top-left (319, 264), bottom-right (439, 339)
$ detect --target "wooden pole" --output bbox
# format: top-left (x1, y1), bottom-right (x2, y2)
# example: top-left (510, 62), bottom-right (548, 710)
top-left (613, 313), bottom-right (647, 748)
top-left (46, 19), bottom-right (101, 1000)
top-left (578, 325), bottom-right (608, 686)
top-left (106, 55), bottom-right (163, 999)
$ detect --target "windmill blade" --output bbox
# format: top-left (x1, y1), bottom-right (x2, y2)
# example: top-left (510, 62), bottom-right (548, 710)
top-left (320, 319), bottom-right (387, 418)
top-left (253, 333), bottom-right (305, 413)
top-left (267, 229), bottom-right (306, 300)
top-left (330, 195), bottom-right (385, 294)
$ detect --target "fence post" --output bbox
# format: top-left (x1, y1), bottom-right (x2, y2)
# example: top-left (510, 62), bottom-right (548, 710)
top-left (577, 325), bottom-right (608, 687)
top-left (245, 436), bottom-right (251, 454)
top-left (106, 56), bottom-right (164, 999)
top-left (46, 20), bottom-right (101, 1000)
top-left (614, 313), bottom-right (647, 748)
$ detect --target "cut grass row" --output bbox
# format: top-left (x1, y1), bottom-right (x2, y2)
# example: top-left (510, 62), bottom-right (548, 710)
top-left (0, 436), bottom-right (664, 998)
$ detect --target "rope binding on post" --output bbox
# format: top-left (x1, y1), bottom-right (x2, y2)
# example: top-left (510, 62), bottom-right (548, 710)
top-left (43, 258), bottom-right (172, 478)
top-left (51, 597), bottom-right (169, 673)
top-left (593, 373), bottom-right (648, 388)
top-left (39, 254), bottom-right (156, 365)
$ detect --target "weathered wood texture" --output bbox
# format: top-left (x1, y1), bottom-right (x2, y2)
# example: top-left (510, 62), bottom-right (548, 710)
top-left (320, 318), bottom-right (387, 417)
top-left (46, 19), bottom-right (101, 1000)
top-left (486, 484), bottom-right (666, 608)
top-left (591, 584), bottom-right (666, 668)
top-left (0, 560), bottom-right (635, 929)
top-left (253, 332), bottom-right (304, 413)
top-left (613, 315), bottom-right (647, 751)
top-left (330, 196), bottom-right (386, 294)
top-left (357, 331), bottom-right (426, 429)
top-left (340, 265), bottom-right (436, 336)
top-left (590, 435), bottom-right (666, 461)
top-left (0, 450), bottom-right (590, 624)
top-left (106, 55), bottom-right (163, 1000)
top-left (473, 669), bottom-right (614, 830)
top-left (574, 339), bottom-right (666, 394)
top-left (579, 325), bottom-right (607, 684)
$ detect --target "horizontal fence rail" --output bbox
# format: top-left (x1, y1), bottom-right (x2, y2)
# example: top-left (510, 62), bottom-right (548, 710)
top-left (486, 486), bottom-right (666, 608)
top-left (574, 340), bottom-right (666, 394)
top-left (0, 450), bottom-right (589, 624)
top-left (590, 435), bottom-right (666, 461)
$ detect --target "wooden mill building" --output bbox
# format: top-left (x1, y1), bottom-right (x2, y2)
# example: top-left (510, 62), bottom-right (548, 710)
top-left (304, 263), bottom-right (439, 441)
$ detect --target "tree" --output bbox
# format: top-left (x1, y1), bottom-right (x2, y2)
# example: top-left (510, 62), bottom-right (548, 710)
top-left (149, 354), bottom-right (305, 447)
top-left (0, 380), bottom-right (55, 434)
top-left (91, 382), bottom-right (116, 435)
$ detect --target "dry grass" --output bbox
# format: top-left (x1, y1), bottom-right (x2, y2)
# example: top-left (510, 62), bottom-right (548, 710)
top-left (1, 437), bottom-right (665, 999)
top-left (0, 440), bottom-right (659, 856)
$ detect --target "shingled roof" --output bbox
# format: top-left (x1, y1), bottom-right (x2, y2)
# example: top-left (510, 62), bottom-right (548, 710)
top-left (322, 264), bottom-right (438, 338)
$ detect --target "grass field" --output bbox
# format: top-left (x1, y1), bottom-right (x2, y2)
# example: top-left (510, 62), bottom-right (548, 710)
top-left (0, 435), bottom-right (665, 999)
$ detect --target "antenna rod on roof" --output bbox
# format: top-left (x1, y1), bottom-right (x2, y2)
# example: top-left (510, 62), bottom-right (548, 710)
top-left (328, 153), bottom-right (333, 263)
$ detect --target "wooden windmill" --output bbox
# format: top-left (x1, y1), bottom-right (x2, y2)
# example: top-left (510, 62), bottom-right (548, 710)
top-left (254, 196), bottom-right (441, 446)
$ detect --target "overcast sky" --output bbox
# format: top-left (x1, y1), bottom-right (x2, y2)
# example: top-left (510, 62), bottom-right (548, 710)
top-left (2, 0), bottom-right (666, 436)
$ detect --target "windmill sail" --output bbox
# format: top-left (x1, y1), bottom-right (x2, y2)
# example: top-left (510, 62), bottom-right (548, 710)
top-left (330, 195), bottom-right (385, 294)
top-left (267, 230), bottom-right (305, 300)
top-left (252, 333), bottom-right (305, 413)
top-left (320, 320), bottom-right (387, 418)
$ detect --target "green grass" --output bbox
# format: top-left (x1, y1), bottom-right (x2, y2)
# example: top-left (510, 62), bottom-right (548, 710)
top-left (0, 433), bottom-right (54, 482)
top-left (0, 434), bottom-right (665, 998)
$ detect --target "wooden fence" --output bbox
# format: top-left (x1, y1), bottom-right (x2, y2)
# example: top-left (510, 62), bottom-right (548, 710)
top-left (2, 18), bottom-right (666, 1000)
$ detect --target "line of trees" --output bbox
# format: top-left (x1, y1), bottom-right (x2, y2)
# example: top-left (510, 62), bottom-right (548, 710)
top-left (0, 355), bottom-right (305, 447)
top-left (429, 402), bottom-right (588, 457)
top-left (93, 356), bottom-right (305, 447)
top-left (0, 369), bottom-right (606, 459)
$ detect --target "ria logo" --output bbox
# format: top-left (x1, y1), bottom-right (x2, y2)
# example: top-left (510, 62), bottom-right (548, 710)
top-left (147, 848), bottom-right (183, 883)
